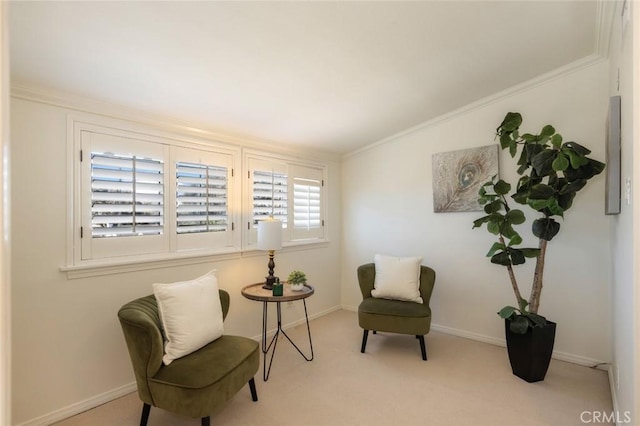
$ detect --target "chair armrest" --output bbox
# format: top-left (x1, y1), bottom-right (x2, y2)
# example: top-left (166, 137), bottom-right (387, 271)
top-left (357, 263), bottom-right (376, 299)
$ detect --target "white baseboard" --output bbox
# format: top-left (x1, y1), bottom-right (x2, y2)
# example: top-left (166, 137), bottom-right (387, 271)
top-left (15, 382), bottom-right (137, 426)
top-left (430, 323), bottom-right (609, 369)
top-left (342, 307), bottom-right (610, 369)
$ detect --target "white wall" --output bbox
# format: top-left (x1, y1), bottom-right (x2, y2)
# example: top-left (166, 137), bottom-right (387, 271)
top-left (341, 60), bottom-right (612, 365)
top-left (608, 0), bottom-right (638, 421)
top-left (10, 95), bottom-right (343, 425)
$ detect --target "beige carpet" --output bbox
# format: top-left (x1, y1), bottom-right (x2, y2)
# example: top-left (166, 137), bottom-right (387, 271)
top-left (54, 310), bottom-right (612, 426)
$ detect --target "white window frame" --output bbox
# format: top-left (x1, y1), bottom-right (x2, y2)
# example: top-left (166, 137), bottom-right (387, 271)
top-left (64, 115), bottom-right (329, 278)
top-left (243, 150), bottom-right (327, 249)
top-left (66, 116), bottom-right (241, 273)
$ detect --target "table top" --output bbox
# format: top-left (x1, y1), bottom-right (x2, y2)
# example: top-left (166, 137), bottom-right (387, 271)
top-left (241, 282), bottom-right (315, 302)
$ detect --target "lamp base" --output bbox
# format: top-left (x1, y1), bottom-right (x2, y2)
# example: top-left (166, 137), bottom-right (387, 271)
top-left (262, 276), bottom-right (278, 290)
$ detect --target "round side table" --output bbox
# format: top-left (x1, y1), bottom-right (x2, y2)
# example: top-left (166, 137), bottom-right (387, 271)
top-left (241, 283), bottom-right (315, 381)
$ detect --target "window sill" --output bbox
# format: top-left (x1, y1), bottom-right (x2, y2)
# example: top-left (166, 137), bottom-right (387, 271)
top-left (61, 239), bottom-right (330, 279)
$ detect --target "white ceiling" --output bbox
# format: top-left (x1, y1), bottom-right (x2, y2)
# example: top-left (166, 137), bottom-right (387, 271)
top-left (10, 1), bottom-right (603, 154)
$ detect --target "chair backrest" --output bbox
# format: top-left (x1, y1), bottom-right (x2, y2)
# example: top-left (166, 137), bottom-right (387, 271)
top-left (117, 290), bottom-right (230, 403)
top-left (357, 263), bottom-right (436, 305)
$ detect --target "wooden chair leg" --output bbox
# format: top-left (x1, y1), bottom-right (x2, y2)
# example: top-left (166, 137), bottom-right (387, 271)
top-left (201, 416), bottom-right (210, 426)
top-left (417, 335), bottom-right (427, 361)
top-left (361, 329), bottom-right (369, 353)
top-left (249, 377), bottom-right (258, 401)
top-left (140, 403), bottom-right (151, 426)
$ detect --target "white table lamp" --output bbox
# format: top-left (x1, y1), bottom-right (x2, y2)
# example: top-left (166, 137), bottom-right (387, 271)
top-left (257, 218), bottom-right (283, 289)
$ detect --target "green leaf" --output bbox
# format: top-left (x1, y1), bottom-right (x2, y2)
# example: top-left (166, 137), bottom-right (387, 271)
top-left (505, 209), bottom-right (526, 225)
top-left (528, 184), bottom-right (555, 199)
top-left (501, 223), bottom-right (518, 240)
top-left (550, 134), bottom-right (563, 149)
top-left (540, 125), bottom-right (555, 137)
top-left (520, 248), bottom-right (541, 258)
top-left (517, 298), bottom-right (529, 312)
top-left (507, 248), bottom-right (526, 265)
top-left (528, 198), bottom-right (550, 211)
top-left (559, 179), bottom-right (587, 195)
top-left (563, 141), bottom-right (591, 156)
top-left (524, 144), bottom-right (544, 165)
top-left (558, 191), bottom-right (576, 210)
top-left (487, 221), bottom-right (500, 235)
top-left (498, 306), bottom-right (518, 319)
top-left (526, 313), bottom-right (547, 328)
top-left (499, 112), bottom-right (522, 133)
top-left (531, 150), bottom-right (556, 176)
top-left (484, 200), bottom-right (503, 214)
top-left (521, 133), bottom-right (537, 142)
top-left (494, 179), bottom-right (511, 195)
top-left (509, 316), bottom-right (530, 334)
top-left (486, 242), bottom-right (506, 257)
top-left (564, 149), bottom-right (589, 169)
top-left (500, 133), bottom-right (512, 150)
top-left (490, 251), bottom-right (511, 265)
top-left (564, 159), bottom-right (605, 181)
top-left (547, 197), bottom-right (565, 217)
top-left (532, 217), bottom-right (561, 241)
top-left (552, 153), bottom-right (569, 171)
top-left (472, 215), bottom-right (491, 229)
top-left (509, 142), bottom-right (517, 158)
top-left (508, 234), bottom-right (523, 246)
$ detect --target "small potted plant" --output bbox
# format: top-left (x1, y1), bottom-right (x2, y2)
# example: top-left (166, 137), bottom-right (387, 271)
top-left (287, 270), bottom-right (307, 291)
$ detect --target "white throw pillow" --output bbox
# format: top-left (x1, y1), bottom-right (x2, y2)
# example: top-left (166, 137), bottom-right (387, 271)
top-left (153, 270), bottom-right (224, 365)
top-left (371, 254), bottom-right (423, 303)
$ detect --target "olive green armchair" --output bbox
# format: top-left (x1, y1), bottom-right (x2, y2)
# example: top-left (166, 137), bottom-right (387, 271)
top-left (118, 290), bottom-right (259, 426)
top-left (357, 263), bottom-right (436, 360)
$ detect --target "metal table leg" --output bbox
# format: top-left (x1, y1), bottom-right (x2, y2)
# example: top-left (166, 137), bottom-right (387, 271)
top-left (260, 299), bottom-right (314, 381)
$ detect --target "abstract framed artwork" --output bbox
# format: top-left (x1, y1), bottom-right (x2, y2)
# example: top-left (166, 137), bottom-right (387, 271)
top-left (432, 145), bottom-right (498, 213)
top-left (605, 95), bottom-right (621, 215)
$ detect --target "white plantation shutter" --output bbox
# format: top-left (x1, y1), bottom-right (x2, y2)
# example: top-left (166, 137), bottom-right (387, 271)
top-left (91, 152), bottom-right (164, 238)
top-left (291, 165), bottom-right (324, 240)
top-left (293, 178), bottom-right (321, 228)
top-left (176, 162), bottom-right (228, 234)
top-left (252, 170), bottom-right (288, 227)
top-left (172, 147), bottom-right (235, 252)
top-left (81, 131), bottom-right (169, 260)
top-left (245, 157), bottom-right (325, 246)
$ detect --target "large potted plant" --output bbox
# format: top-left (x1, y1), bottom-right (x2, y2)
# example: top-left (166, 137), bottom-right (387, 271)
top-left (472, 112), bottom-right (605, 382)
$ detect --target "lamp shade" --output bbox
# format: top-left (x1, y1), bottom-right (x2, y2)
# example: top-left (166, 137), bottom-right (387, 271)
top-left (257, 219), bottom-right (283, 250)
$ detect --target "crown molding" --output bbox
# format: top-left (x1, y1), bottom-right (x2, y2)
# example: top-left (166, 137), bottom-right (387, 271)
top-left (595, 0), bottom-right (617, 58)
top-left (344, 53), bottom-right (607, 159)
top-left (10, 83), bottom-right (342, 163)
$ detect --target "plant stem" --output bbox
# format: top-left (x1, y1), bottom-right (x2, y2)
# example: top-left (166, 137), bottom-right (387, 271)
top-left (529, 238), bottom-right (548, 314)
top-left (499, 235), bottom-right (524, 307)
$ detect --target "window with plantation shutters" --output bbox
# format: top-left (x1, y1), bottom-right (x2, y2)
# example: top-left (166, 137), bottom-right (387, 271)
top-left (252, 170), bottom-right (288, 227)
top-left (91, 152), bottom-right (164, 238)
top-left (245, 153), bottom-right (326, 247)
top-left (172, 147), bottom-right (235, 252)
top-left (81, 131), bottom-right (169, 260)
top-left (176, 162), bottom-right (228, 234)
top-left (69, 117), bottom-right (327, 274)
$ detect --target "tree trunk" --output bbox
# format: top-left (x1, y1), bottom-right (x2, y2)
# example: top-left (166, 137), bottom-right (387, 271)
top-left (499, 236), bottom-right (524, 307)
top-left (529, 238), bottom-right (548, 313)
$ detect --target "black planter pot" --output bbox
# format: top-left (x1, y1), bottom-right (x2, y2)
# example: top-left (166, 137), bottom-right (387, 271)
top-left (505, 319), bottom-right (556, 383)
